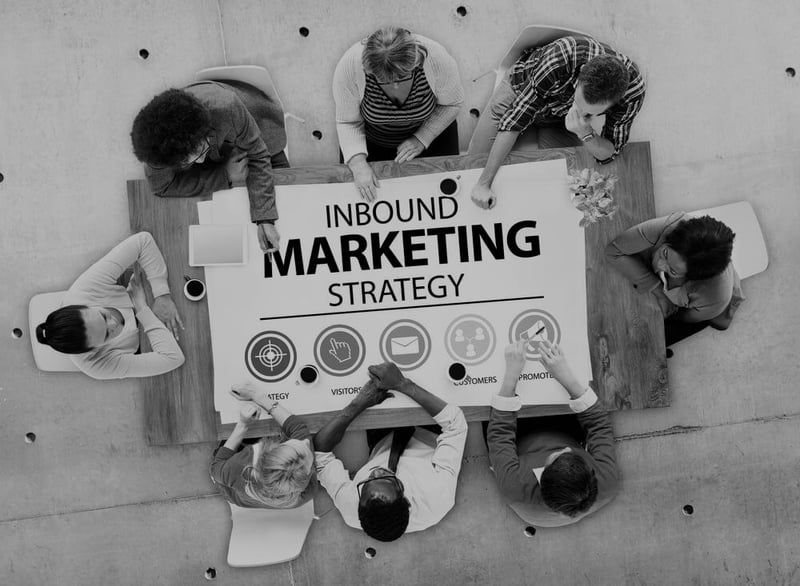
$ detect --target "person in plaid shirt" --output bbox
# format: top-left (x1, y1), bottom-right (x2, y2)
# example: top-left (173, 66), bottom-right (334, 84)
top-left (469, 36), bottom-right (645, 210)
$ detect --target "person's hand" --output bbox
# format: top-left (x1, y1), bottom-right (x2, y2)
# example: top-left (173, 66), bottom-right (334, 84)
top-left (395, 136), bottom-right (425, 164)
top-left (238, 403), bottom-right (261, 425)
top-left (504, 339), bottom-right (529, 379)
top-left (225, 152), bottom-right (249, 185)
top-left (230, 383), bottom-right (262, 403)
top-left (350, 157), bottom-right (381, 202)
top-left (367, 362), bottom-right (407, 391)
top-left (127, 272), bottom-right (148, 312)
top-left (470, 182), bottom-right (497, 210)
top-left (257, 223), bottom-right (280, 255)
top-left (538, 340), bottom-right (578, 387)
top-left (353, 378), bottom-right (393, 409)
top-left (152, 294), bottom-right (184, 340)
top-left (565, 104), bottom-right (593, 138)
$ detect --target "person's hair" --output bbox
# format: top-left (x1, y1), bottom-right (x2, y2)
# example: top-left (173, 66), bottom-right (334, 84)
top-left (243, 438), bottom-right (315, 508)
top-left (362, 27), bottom-right (428, 81)
top-left (358, 492), bottom-right (411, 542)
top-left (540, 452), bottom-right (598, 517)
top-left (665, 216), bottom-right (735, 281)
top-left (35, 305), bottom-right (90, 354)
top-left (577, 55), bottom-right (630, 105)
top-left (130, 89), bottom-right (212, 167)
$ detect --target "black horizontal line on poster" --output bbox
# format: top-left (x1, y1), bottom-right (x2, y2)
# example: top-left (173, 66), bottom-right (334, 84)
top-left (259, 295), bottom-right (545, 320)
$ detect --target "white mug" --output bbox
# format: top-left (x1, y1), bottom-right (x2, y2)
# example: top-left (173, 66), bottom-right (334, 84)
top-left (183, 277), bottom-right (206, 301)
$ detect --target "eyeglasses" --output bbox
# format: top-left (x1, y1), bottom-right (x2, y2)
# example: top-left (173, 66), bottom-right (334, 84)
top-left (183, 137), bottom-right (211, 167)
top-left (356, 468), bottom-right (404, 498)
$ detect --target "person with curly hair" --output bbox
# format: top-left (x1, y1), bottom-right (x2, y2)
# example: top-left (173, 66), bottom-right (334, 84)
top-left (131, 80), bottom-right (289, 253)
top-left (313, 366), bottom-right (467, 542)
top-left (211, 386), bottom-right (317, 509)
top-left (487, 340), bottom-right (619, 527)
top-left (605, 212), bottom-right (744, 348)
top-left (469, 35), bottom-right (645, 210)
top-left (334, 27), bottom-right (464, 201)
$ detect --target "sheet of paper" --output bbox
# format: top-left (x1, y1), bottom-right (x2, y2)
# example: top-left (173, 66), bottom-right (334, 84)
top-left (200, 160), bottom-right (591, 423)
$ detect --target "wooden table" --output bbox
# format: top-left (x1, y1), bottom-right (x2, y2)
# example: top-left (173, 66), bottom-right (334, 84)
top-left (128, 142), bottom-right (668, 445)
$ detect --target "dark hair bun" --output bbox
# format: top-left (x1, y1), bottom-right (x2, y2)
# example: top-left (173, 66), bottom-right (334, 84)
top-left (35, 323), bottom-right (49, 345)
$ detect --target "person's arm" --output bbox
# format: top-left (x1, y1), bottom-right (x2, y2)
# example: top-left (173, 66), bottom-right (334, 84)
top-left (210, 405), bottom-right (260, 488)
top-left (144, 158), bottom-right (233, 200)
top-left (470, 130), bottom-right (521, 209)
top-left (593, 82), bottom-right (645, 164)
top-left (368, 362), bottom-right (447, 417)
top-left (313, 380), bottom-right (391, 452)
top-left (411, 40), bottom-right (464, 149)
top-left (333, 45), bottom-right (369, 165)
top-left (487, 340), bottom-right (539, 501)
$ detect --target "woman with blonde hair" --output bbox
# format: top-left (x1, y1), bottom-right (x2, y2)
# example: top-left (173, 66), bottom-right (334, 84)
top-left (210, 385), bottom-right (317, 508)
top-left (334, 26), bottom-right (464, 201)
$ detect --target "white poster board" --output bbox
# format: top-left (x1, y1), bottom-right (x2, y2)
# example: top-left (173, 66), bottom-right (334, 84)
top-left (199, 160), bottom-right (591, 423)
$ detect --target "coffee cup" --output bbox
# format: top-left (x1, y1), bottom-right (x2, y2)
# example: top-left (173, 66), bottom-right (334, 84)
top-left (183, 277), bottom-right (206, 301)
top-left (299, 364), bottom-right (319, 385)
top-left (447, 362), bottom-right (467, 384)
top-left (439, 176), bottom-right (460, 196)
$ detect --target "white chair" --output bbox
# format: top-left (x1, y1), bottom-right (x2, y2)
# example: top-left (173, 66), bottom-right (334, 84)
top-left (687, 201), bottom-right (768, 279)
top-left (226, 500), bottom-right (315, 567)
top-left (468, 25), bottom-right (590, 153)
top-left (28, 291), bottom-right (80, 372)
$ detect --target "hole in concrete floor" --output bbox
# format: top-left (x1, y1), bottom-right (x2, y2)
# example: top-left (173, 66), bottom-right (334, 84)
top-left (523, 526), bottom-right (536, 537)
top-left (25, 432), bottom-right (37, 444)
top-left (204, 567), bottom-right (216, 580)
top-left (0, 172), bottom-right (4, 183)
top-left (364, 547), bottom-right (377, 559)
top-left (299, 27), bottom-right (309, 37)
top-left (786, 67), bottom-right (796, 78)
top-left (469, 108), bottom-right (480, 118)
top-left (312, 130), bottom-right (323, 140)
top-left (682, 504), bottom-right (694, 516)
top-left (12, 328), bottom-right (23, 339)
top-left (456, 6), bottom-right (468, 16)
top-left (138, 49), bottom-right (150, 60)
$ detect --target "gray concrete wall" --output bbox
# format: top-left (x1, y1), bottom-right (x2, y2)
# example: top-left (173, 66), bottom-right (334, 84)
top-left (1, 1), bottom-right (798, 584)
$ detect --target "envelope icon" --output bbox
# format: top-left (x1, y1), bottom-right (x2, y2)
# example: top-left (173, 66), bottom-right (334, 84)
top-left (390, 336), bottom-right (419, 356)
top-left (521, 320), bottom-right (549, 343)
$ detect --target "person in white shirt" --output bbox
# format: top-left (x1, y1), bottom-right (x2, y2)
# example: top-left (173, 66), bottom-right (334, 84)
top-left (313, 362), bottom-right (468, 542)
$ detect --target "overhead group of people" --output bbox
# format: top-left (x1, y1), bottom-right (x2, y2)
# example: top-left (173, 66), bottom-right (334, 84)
top-left (33, 27), bottom-right (744, 538)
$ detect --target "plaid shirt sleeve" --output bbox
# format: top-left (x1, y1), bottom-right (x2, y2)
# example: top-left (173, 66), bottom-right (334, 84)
top-left (600, 73), bottom-right (646, 160)
top-left (497, 43), bottom-right (574, 133)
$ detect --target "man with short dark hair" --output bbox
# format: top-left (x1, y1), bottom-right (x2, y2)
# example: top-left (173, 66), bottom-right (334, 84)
top-left (131, 80), bottom-right (288, 253)
top-left (469, 35), bottom-right (645, 209)
top-left (487, 340), bottom-right (619, 527)
top-left (314, 363), bottom-right (468, 541)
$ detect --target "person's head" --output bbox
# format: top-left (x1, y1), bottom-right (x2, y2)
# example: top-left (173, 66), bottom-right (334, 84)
top-left (657, 216), bottom-right (735, 281)
top-left (362, 27), bottom-right (428, 84)
top-left (575, 55), bottom-right (630, 116)
top-left (540, 448), bottom-right (598, 517)
top-left (36, 305), bottom-right (127, 354)
top-left (131, 89), bottom-right (212, 168)
top-left (357, 466), bottom-right (410, 541)
top-left (243, 438), bottom-right (315, 508)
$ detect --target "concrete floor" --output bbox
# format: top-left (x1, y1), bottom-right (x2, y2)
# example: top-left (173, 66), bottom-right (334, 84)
top-left (1, 1), bottom-right (799, 584)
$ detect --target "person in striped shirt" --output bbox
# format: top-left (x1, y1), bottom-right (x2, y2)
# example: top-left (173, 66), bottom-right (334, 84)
top-left (469, 36), bottom-right (645, 210)
top-left (334, 27), bottom-right (464, 202)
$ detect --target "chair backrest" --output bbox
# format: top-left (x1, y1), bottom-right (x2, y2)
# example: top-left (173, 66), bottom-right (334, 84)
top-left (196, 65), bottom-right (285, 112)
top-left (495, 25), bottom-right (590, 88)
top-left (687, 201), bottom-right (768, 279)
top-left (226, 500), bottom-right (314, 567)
top-left (28, 291), bottom-right (80, 372)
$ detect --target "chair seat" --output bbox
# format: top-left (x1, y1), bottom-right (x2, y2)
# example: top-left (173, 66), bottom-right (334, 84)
top-left (28, 291), bottom-right (80, 372)
top-left (687, 202), bottom-right (768, 279)
top-left (227, 500), bottom-right (314, 567)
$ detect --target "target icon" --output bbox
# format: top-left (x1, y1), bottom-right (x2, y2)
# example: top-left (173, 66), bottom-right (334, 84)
top-left (244, 331), bottom-right (296, 382)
